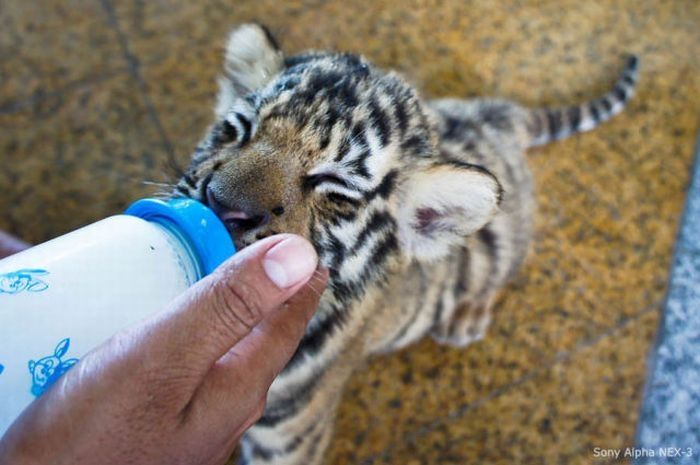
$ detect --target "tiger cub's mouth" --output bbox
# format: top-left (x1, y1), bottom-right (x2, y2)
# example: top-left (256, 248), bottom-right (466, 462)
top-left (192, 178), bottom-right (282, 251)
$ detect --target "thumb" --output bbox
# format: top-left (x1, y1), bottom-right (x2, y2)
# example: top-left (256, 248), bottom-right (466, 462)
top-left (140, 234), bottom-right (319, 383)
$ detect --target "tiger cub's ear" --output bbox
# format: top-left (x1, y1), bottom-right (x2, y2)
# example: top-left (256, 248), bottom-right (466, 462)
top-left (216, 24), bottom-right (284, 118)
top-left (397, 163), bottom-right (502, 261)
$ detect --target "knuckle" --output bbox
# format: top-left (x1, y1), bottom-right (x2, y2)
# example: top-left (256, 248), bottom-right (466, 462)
top-left (210, 276), bottom-right (266, 337)
top-left (140, 366), bottom-right (196, 411)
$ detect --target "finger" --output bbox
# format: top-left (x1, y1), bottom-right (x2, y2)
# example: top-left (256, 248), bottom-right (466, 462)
top-left (224, 267), bottom-right (329, 385)
top-left (187, 268), bottom-right (328, 429)
top-left (133, 234), bottom-right (319, 386)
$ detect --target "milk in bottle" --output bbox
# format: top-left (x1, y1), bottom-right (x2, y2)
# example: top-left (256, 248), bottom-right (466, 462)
top-left (0, 198), bottom-right (235, 435)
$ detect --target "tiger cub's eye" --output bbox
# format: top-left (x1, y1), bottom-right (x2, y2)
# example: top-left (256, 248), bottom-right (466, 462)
top-left (213, 120), bottom-right (238, 145)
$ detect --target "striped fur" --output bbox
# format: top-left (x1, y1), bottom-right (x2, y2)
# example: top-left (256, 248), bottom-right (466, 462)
top-left (173, 24), bottom-right (638, 465)
top-left (526, 55), bottom-right (639, 146)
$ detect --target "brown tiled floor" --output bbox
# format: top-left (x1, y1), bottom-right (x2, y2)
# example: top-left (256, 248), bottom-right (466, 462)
top-left (1, 1), bottom-right (699, 463)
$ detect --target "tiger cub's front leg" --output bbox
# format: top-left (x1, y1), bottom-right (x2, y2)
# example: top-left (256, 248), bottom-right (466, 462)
top-left (431, 298), bottom-right (493, 348)
top-left (239, 360), bottom-right (353, 465)
top-left (428, 241), bottom-right (501, 348)
top-left (240, 407), bottom-right (336, 465)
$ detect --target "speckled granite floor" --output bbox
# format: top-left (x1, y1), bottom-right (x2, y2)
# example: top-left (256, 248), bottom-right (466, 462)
top-left (1, 1), bottom-right (699, 463)
top-left (635, 134), bottom-right (700, 465)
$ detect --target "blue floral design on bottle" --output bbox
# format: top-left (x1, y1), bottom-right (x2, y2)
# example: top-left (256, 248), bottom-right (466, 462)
top-left (28, 338), bottom-right (79, 397)
top-left (0, 269), bottom-right (49, 294)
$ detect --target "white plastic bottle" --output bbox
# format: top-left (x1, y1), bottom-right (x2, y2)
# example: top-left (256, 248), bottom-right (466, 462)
top-left (0, 198), bottom-right (235, 435)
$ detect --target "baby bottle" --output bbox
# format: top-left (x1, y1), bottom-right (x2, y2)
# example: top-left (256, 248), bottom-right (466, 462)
top-left (0, 198), bottom-right (235, 435)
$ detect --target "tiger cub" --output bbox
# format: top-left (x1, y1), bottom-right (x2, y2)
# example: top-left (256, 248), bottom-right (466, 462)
top-left (174, 23), bottom-right (638, 465)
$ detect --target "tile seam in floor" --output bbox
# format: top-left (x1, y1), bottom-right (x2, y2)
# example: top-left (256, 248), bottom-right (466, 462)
top-left (359, 300), bottom-right (662, 465)
top-left (97, 0), bottom-right (182, 179)
top-left (0, 68), bottom-right (130, 115)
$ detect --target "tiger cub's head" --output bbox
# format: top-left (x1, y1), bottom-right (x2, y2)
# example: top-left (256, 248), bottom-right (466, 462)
top-left (177, 24), bottom-right (501, 292)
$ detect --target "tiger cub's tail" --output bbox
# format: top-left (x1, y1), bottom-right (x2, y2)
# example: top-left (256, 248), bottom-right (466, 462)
top-left (526, 55), bottom-right (639, 147)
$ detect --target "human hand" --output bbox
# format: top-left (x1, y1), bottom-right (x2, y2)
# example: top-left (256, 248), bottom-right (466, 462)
top-left (0, 234), bottom-right (328, 465)
top-left (0, 230), bottom-right (30, 259)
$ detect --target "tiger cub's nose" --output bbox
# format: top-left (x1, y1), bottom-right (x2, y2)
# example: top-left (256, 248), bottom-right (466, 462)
top-left (206, 186), bottom-right (271, 232)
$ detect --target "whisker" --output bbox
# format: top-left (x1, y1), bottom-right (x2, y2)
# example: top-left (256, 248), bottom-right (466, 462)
top-left (142, 180), bottom-right (177, 188)
top-left (169, 191), bottom-right (188, 199)
top-left (151, 190), bottom-right (176, 200)
top-left (304, 269), bottom-right (329, 299)
top-left (305, 282), bottom-right (324, 299)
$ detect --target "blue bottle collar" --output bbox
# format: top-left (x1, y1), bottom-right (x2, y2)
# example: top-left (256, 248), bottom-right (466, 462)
top-left (125, 198), bottom-right (236, 277)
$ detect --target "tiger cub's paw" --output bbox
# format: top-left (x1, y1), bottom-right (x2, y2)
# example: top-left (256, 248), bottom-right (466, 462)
top-left (431, 301), bottom-right (492, 348)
